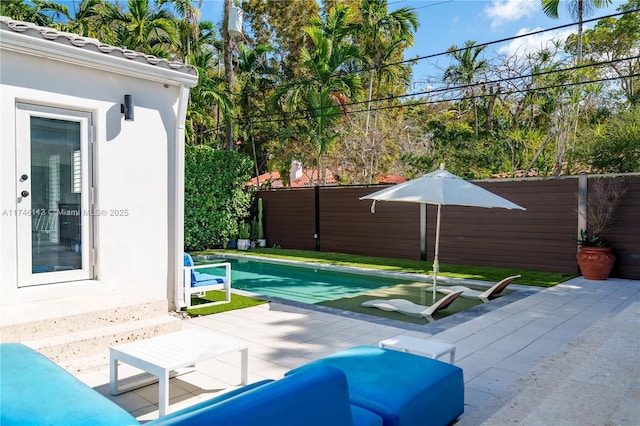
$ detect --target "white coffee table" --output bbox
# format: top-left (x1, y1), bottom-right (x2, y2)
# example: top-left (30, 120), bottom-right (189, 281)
top-left (110, 329), bottom-right (249, 416)
top-left (379, 334), bottom-right (456, 364)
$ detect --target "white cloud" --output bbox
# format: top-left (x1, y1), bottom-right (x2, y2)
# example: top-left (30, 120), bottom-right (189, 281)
top-left (484, 0), bottom-right (539, 28)
top-left (497, 27), bottom-right (575, 57)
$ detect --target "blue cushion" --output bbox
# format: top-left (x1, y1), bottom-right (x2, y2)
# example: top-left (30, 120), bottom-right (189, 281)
top-left (352, 404), bottom-right (384, 426)
top-left (191, 271), bottom-right (225, 288)
top-left (184, 253), bottom-right (198, 286)
top-left (147, 364), bottom-right (378, 426)
top-left (184, 253), bottom-right (225, 288)
top-left (146, 380), bottom-right (274, 425)
top-left (0, 343), bottom-right (139, 426)
top-left (288, 345), bottom-right (464, 426)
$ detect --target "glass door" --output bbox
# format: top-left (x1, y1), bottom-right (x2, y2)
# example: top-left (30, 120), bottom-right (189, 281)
top-left (16, 104), bottom-right (93, 286)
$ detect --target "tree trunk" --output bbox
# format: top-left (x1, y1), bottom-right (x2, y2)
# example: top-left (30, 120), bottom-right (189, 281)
top-left (472, 94), bottom-right (479, 137)
top-left (223, 0), bottom-right (235, 151)
top-left (577, 0), bottom-right (584, 65)
top-left (485, 86), bottom-right (499, 131)
top-left (365, 70), bottom-right (374, 138)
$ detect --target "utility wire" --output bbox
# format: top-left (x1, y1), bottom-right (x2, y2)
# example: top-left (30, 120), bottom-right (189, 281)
top-left (238, 71), bottom-right (639, 126)
top-left (354, 73), bottom-right (640, 116)
top-left (237, 54), bottom-right (640, 124)
top-left (386, 9), bottom-right (638, 70)
top-left (231, 8), bottom-right (637, 97)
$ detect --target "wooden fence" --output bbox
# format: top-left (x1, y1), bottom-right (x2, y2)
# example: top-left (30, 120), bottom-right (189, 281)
top-left (258, 175), bottom-right (640, 279)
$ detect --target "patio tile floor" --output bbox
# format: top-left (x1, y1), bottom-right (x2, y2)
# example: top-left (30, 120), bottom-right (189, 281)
top-left (76, 276), bottom-right (639, 424)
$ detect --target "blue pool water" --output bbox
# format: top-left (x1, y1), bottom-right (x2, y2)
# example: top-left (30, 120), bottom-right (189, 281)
top-left (198, 257), bottom-right (421, 304)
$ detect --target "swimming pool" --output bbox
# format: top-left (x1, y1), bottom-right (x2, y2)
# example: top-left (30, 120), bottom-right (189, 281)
top-left (199, 257), bottom-right (423, 304)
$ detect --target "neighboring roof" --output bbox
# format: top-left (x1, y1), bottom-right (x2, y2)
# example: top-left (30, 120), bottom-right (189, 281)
top-left (292, 169), bottom-right (337, 187)
top-left (0, 16), bottom-right (198, 84)
top-left (248, 171), bottom-right (285, 188)
top-left (376, 174), bottom-right (407, 184)
top-left (248, 169), bottom-right (337, 188)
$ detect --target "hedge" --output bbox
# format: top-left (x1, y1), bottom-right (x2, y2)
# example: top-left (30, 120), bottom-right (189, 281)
top-left (184, 145), bottom-right (253, 251)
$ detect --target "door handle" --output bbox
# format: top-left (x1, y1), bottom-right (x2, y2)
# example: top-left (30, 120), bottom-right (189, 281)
top-left (21, 190), bottom-right (29, 197)
top-left (20, 174), bottom-right (29, 182)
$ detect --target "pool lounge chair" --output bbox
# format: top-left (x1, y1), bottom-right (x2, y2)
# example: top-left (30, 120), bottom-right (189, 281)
top-left (361, 290), bottom-right (464, 322)
top-left (183, 253), bottom-right (232, 308)
top-left (424, 275), bottom-right (521, 303)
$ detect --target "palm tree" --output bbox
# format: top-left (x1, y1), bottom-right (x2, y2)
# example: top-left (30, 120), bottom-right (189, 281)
top-left (306, 87), bottom-right (343, 181)
top-left (237, 43), bottom-right (276, 176)
top-left (4, 0), bottom-right (70, 26)
top-left (187, 48), bottom-right (232, 146)
top-left (271, 4), bottom-right (361, 184)
top-left (353, 0), bottom-right (418, 140)
top-left (541, 0), bottom-right (613, 64)
top-left (59, 0), bottom-right (109, 38)
top-left (105, 0), bottom-right (177, 56)
top-left (443, 40), bottom-right (488, 136)
top-left (158, 0), bottom-right (202, 60)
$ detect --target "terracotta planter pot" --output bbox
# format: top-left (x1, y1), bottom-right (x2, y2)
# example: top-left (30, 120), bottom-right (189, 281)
top-left (576, 246), bottom-right (615, 280)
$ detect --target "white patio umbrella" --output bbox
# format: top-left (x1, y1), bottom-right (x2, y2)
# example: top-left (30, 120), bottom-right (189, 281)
top-left (360, 166), bottom-right (525, 303)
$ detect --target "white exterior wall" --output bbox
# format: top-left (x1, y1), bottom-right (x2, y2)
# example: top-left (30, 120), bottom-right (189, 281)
top-left (0, 45), bottom-right (191, 308)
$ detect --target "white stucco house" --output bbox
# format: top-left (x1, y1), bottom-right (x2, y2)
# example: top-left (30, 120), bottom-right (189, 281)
top-left (0, 16), bottom-right (198, 349)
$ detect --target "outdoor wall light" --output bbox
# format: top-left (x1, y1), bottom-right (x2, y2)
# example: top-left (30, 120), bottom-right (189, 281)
top-left (121, 94), bottom-right (134, 121)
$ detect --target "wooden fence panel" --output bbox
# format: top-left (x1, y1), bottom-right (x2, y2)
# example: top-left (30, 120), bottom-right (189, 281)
top-left (606, 177), bottom-right (640, 278)
top-left (320, 187), bottom-right (420, 259)
top-left (260, 190), bottom-right (316, 251)
top-left (258, 175), bottom-right (640, 279)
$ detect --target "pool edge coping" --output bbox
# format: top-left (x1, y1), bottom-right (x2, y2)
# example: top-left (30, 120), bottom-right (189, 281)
top-left (192, 253), bottom-right (543, 334)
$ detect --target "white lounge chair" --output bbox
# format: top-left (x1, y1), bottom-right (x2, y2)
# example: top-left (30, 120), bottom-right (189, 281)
top-left (183, 253), bottom-right (232, 308)
top-left (424, 275), bottom-right (521, 303)
top-left (361, 290), bottom-right (464, 322)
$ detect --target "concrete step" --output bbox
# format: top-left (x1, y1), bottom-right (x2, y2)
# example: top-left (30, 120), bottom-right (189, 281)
top-left (1, 299), bottom-right (170, 342)
top-left (25, 315), bottom-right (182, 370)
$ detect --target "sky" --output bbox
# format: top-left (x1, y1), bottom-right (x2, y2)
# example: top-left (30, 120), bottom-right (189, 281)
top-left (197, 0), bottom-right (627, 89)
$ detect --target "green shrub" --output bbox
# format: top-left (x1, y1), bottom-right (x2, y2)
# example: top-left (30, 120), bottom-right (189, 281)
top-left (572, 105), bottom-right (640, 173)
top-left (184, 145), bottom-right (253, 250)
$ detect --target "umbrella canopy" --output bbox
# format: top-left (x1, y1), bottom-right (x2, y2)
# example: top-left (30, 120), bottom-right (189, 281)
top-left (360, 168), bottom-right (525, 303)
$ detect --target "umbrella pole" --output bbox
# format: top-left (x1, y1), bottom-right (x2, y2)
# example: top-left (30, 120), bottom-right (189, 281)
top-left (433, 204), bottom-right (442, 304)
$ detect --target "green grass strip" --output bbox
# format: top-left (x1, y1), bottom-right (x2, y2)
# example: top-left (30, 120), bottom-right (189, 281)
top-left (185, 290), bottom-right (269, 317)
top-left (195, 248), bottom-right (574, 287)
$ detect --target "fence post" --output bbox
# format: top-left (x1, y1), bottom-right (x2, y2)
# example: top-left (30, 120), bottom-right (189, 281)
top-left (578, 173), bottom-right (588, 251)
top-left (420, 204), bottom-right (427, 261)
top-left (315, 185), bottom-right (320, 251)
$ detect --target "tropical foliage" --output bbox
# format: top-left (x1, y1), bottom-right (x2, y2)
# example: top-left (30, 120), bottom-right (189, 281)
top-left (2, 0), bottom-right (638, 183)
top-left (184, 145), bottom-right (253, 250)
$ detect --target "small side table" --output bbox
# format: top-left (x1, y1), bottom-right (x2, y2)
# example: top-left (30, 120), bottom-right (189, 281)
top-left (110, 330), bottom-right (249, 416)
top-left (379, 334), bottom-right (456, 364)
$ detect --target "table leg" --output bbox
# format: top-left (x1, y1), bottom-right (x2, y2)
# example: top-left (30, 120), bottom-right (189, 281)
top-left (109, 352), bottom-right (119, 395)
top-left (240, 347), bottom-right (248, 385)
top-left (449, 348), bottom-right (456, 364)
top-left (158, 370), bottom-right (170, 417)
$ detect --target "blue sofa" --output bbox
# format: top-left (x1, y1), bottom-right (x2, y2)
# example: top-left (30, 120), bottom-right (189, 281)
top-left (0, 343), bottom-right (139, 426)
top-left (1, 343), bottom-right (463, 426)
top-left (146, 363), bottom-right (382, 426)
top-left (288, 345), bottom-right (465, 426)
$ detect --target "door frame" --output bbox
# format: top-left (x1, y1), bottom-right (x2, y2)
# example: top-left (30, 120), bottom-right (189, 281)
top-left (15, 103), bottom-right (95, 287)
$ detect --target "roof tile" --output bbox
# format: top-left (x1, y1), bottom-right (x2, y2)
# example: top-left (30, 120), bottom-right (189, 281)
top-left (0, 16), bottom-right (197, 77)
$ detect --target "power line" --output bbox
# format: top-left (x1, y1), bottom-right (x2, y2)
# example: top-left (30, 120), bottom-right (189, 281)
top-left (239, 70), bottom-right (639, 125)
top-left (237, 55), bottom-right (640, 125)
top-left (232, 8), bottom-right (637, 97)
top-left (353, 73), bottom-right (640, 116)
top-left (385, 9), bottom-right (638, 71)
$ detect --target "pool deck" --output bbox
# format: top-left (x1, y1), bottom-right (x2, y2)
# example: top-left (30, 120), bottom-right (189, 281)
top-left (77, 276), bottom-right (640, 424)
